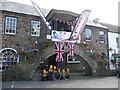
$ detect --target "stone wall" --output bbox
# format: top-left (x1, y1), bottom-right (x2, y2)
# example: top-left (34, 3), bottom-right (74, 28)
top-left (2, 11), bottom-right (47, 52)
top-left (2, 43), bottom-right (115, 81)
top-left (1, 10), bottom-right (112, 81)
top-left (81, 25), bottom-right (108, 57)
top-left (0, 11), bottom-right (2, 49)
top-left (0, 11), bottom-right (2, 90)
top-left (1, 11), bottom-right (109, 59)
top-left (48, 11), bottom-right (109, 58)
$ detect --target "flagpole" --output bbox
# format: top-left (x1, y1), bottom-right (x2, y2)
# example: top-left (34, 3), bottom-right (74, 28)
top-left (30, 0), bottom-right (52, 31)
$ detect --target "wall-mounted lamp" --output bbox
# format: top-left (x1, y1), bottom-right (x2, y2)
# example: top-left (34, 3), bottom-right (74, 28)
top-left (109, 47), bottom-right (113, 52)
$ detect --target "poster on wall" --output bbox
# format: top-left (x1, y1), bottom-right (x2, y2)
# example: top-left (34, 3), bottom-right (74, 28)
top-left (51, 30), bottom-right (81, 43)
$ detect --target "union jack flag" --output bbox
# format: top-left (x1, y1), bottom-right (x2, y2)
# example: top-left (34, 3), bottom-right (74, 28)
top-left (68, 43), bottom-right (74, 56)
top-left (54, 42), bottom-right (64, 62)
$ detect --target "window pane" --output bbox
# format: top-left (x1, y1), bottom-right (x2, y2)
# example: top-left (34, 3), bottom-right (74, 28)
top-left (7, 18), bottom-right (9, 21)
top-left (99, 31), bottom-right (104, 36)
top-left (5, 17), bottom-right (17, 34)
top-left (85, 29), bottom-right (92, 41)
top-left (31, 20), bottom-right (40, 36)
top-left (13, 30), bottom-right (15, 33)
top-left (99, 31), bottom-right (105, 43)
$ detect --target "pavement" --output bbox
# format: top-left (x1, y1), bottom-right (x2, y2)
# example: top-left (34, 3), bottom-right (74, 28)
top-left (2, 76), bottom-right (119, 88)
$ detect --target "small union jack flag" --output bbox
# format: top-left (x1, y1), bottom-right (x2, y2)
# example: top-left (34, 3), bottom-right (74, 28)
top-left (54, 42), bottom-right (64, 62)
top-left (68, 43), bottom-right (74, 56)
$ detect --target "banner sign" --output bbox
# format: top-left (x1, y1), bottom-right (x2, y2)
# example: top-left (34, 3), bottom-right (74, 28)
top-left (67, 56), bottom-right (80, 63)
top-left (69, 10), bottom-right (91, 41)
top-left (31, 0), bottom-right (91, 43)
top-left (51, 30), bottom-right (81, 43)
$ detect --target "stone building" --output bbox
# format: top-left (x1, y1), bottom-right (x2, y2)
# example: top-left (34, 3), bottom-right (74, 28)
top-left (0, 0), bottom-right (49, 70)
top-left (0, 0), bottom-right (114, 80)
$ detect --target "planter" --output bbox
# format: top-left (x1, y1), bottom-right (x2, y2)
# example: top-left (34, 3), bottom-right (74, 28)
top-left (78, 43), bottom-right (89, 47)
top-left (102, 59), bottom-right (109, 64)
top-left (111, 60), bottom-right (116, 64)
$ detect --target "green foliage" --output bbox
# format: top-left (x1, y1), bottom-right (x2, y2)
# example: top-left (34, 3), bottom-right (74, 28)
top-left (111, 60), bottom-right (116, 64)
top-left (77, 42), bottom-right (89, 47)
top-left (102, 59), bottom-right (109, 64)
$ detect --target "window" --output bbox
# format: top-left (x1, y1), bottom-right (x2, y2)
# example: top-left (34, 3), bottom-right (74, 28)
top-left (99, 31), bottom-right (105, 43)
top-left (5, 16), bottom-right (17, 35)
top-left (85, 29), bottom-right (92, 41)
top-left (0, 48), bottom-right (19, 71)
top-left (31, 20), bottom-right (40, 36)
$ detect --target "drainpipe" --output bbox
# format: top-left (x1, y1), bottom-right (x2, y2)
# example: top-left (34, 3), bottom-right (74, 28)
top-left (118, 34), bottom-right (120, 53)
top-left (106, 29), bottom-right (110, 68)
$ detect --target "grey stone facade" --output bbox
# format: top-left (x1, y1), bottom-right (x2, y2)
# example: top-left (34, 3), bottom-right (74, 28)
top-left (47, 9), bottom-right (109, 57)
top-left (0, 1), bottom-right (115, 81)
top-left (1, 11), bottom-right (47, 52)
top-left (82, 25), bottom-right (109, 56)
top-left (0, 11), bottom-right (2, 50)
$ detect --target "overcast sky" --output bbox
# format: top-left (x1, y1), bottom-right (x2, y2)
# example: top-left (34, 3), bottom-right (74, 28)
top-left (8, 0), bottom-right (119, 25)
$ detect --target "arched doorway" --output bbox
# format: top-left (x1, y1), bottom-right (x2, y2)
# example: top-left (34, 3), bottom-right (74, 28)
top-left (45, 54), bottom-right (57, 67)
top-left (32, 44), bottom-right (97, 80)
top-left (42, 53), bottom-right (92, 76)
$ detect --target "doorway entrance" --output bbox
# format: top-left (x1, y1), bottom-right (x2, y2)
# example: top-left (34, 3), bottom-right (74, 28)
top-left (43, 53), bottom-right (92, 76)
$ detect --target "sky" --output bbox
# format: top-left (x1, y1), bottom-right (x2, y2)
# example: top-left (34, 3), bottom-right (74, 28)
top-left (8, 0), bottom-right (119, 25)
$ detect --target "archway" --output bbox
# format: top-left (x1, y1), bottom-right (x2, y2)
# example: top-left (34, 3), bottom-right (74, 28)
top-left (73, 54), bottom-right (92, 76)
top-left (32, 45), bottom-right (97, 80)
top-left (44, 54), bottom-right (57, 67)
top-left (38, 53), bottom-right (93, 76)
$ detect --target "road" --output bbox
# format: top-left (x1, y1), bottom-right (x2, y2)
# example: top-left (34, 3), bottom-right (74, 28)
top-left (2, 76), bottom-right (118, 88)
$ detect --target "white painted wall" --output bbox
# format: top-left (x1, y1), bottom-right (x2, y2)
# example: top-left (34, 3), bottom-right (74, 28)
top-left (108, 32), bottom-right (119, 70)
top-left (108, 32), bottom-right (119, 56)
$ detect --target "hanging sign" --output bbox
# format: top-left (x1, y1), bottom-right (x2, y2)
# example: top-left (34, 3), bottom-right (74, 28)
top-left (51, 10), bottom-right (90, 43)
top-left (30, 0), bottom-right (91, 43)
top-left (67, 56), bottom-right (80, 63)
top-left (51, 30), bottom-right (81, 43)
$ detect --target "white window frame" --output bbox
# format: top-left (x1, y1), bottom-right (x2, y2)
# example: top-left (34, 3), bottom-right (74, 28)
top-left (4, 16), bottom-right (17, 35)
top-left (31, 20), bottom-right (40, 37)
top-left (85, 29), bottom-right (92, 42)
top-left (99, 31), bottom-right (105, 43)
top-left (0, 48), bottom-right (19, 71)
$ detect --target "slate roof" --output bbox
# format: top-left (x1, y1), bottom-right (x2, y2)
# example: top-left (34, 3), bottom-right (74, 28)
top-left (100, 23), bottom-right (119, 33)
top-left (0, 0), bottom-right (50, 17)
top-left (0, 0), bottom-right (113, 30)
top-left (87, 20), bottom-right (108, 29)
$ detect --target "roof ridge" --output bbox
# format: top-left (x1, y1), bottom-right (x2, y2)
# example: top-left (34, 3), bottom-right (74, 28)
top-left (1, 0), bottom-right (50, 17)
